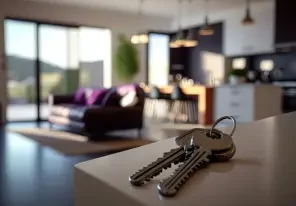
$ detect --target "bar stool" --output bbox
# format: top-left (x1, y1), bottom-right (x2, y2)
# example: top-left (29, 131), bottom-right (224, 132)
top-left (169, 85), bottom-right (198, 123)
top-left (144, 86), bottom-right (171, 120)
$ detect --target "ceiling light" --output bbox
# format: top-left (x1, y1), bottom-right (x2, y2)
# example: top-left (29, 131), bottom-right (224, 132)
top-left (184, 29), bottom-right (198, 47)
top-left (174, 30), bottom-right (186, 46)
top-left (170, 35), bottom-right (181, 48)
top-left (139, 33), bottom-right (149, 44)
top-left (199, 16), bottom-right (214, 36)
top-left (131, 0), bottom-right (149, 44)
top-left (199, 0), bottom-right (214, 36)
top-left (131, 35), bottom-right (140, 44)
top-left (242, 0), bottom-right (255, 25)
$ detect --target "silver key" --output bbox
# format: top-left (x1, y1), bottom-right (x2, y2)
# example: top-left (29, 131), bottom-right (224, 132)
top-left (129, 145), bottom-right (193, 186)
top-left (158, 116), bottom-right (236, 196)
top-left (129, 128), bottom-right (212, 186)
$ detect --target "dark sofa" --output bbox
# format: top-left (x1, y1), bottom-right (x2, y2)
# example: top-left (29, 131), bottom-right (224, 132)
top-left (48, 84), bottom-right (145, 139)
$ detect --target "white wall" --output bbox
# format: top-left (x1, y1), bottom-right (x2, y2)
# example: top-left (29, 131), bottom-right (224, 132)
top-left (170, 1), bottom-right (275, 55)
top-left (0, 0), bottom-right (172, 122)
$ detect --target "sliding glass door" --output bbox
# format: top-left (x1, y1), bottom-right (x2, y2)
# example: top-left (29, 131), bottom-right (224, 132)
top-left (5, 19), bottom-right (80, 121)
top-left (39, 25), bottom-right (79, 119)
top-left (5, 20), bottom-right (38, 121)
top-left (4, 19), bottom-right (111, 122)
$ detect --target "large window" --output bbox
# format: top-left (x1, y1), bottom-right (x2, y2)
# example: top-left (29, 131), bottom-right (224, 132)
top-left (148, 33), bottom-right (170, 86)
top-left (4, 19), bottom-right (111, 121)
top-left (79, 27), bottom-right (111, 88)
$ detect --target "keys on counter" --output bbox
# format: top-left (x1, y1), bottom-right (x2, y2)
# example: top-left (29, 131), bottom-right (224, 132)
top-left (129, 116), bottom-right (237, 197)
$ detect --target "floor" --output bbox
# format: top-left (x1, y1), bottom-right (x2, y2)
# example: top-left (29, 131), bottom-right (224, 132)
top-left (0, 122), bottom-right (183, 206)
top-left (7, 104), bottom-right (49, 121)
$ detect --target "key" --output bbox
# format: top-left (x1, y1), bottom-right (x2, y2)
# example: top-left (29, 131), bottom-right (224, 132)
top-left (129, 144), bottom-right (194, 186)
top-left (157, 127), bottom-right (235, 197)
top-left (175, 128), bottom-right (224, 147)
top-left (129, 128), bottom-right (213, 186)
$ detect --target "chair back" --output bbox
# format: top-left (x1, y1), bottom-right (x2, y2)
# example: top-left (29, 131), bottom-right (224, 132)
top-left (149, 86), bottom-right (161, 99)
top-left (171, 84), bottom-right (185, 100)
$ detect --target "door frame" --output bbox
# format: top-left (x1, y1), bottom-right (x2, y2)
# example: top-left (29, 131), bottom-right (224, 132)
top-left (4, 18), bottom-right (79, 122)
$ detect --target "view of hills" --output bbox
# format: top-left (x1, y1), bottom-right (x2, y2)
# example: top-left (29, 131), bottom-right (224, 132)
top-left (6, 55), bottom-right (102, 82)
top-left (6, 55), bottom-right (63, 81)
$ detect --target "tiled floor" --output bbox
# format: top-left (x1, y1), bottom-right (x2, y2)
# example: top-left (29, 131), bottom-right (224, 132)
top-left (0, 122), bottom-right (184, 206)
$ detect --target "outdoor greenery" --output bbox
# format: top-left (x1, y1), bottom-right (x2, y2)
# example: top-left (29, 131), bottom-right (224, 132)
top-left (9, 71), bottom-right (90, 103)
top-left (114, 33), bottom-right (139, 82)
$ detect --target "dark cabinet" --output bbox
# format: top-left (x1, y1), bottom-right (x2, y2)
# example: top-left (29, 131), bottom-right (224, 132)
top-left (169, 47), bottom-right (189, 77)
top-left (275, 0), bottom-right (296, 45)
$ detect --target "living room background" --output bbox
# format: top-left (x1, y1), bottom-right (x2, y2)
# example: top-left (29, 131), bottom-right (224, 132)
top-left (0, 0), bottom-right (172, 123)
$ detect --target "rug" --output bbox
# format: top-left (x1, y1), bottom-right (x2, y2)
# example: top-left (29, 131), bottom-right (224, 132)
top-left (9, 128), bottom-right (154, 155)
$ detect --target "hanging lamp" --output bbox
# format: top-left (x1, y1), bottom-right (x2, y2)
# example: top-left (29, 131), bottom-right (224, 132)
top-left (242, 0), bottom-right (255, 25)
top-left (184, 28), bottom-right (198, 47)
top-left (199, 0), bottom-right (214, 36)
top-left (184, 0), bottom-right (198, 47)
top-left (131, 0), bottom-right (149, 44)
top-left (170, 0), bottom-right (185, 48)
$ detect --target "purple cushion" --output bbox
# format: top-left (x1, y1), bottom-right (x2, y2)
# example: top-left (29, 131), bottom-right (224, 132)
top-left (116, 84), bottom-right (138, 96)
top-left (74, 88), bottom-right (86, 104)
top-left (86, 89), bottom-right (109, 106)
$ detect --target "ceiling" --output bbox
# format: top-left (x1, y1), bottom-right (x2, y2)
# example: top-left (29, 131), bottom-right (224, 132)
top-left (24, 0), bottom-right (272, 17)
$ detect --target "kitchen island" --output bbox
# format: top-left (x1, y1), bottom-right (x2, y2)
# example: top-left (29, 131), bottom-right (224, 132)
top-left (144, 84), bottom-right (282, 125)
top-left (144, 85), bottom-right (214, 125)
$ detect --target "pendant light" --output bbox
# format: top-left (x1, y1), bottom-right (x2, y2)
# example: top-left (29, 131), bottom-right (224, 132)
top-left (170, 0), bottom-right (185, 48)
top-left (184, 0), bottom-right (198, 47)
top-left (199, 0), bottom-right (214, 36)
top-left (131, 0), bottom-right (149, 44)
top-left (242, 0), bottom-right (255, 25)
top-left (184, 28), bottom-right (198, 47)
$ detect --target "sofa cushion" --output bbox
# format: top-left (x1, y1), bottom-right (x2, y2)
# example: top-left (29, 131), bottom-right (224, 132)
top-left (50, 104), bottom-right (89, 121)
top-left (86, 88), bottom-right (109, 106)
top-left (116, 84), bottom-right (138, 97)
top-left (74, 88), bottom-right (86, 104)
top-left (100, 88), bottom-right (121, 107)
top-left (120, 90), bottom-right (138, 107)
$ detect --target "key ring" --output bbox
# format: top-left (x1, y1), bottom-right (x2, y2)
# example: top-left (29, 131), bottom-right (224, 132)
top-left (209, 116), bottom-right (236, 137)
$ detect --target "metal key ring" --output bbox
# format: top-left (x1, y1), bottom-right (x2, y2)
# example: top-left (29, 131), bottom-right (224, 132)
top-left (209, 116), bottom-right (236, 137)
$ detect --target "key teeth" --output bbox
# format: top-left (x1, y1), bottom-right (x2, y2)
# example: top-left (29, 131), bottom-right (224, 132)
top-left (130, 148), bottom-right (186, 185)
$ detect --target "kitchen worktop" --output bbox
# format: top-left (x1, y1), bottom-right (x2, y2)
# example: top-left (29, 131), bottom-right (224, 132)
top-left (75, 112), bottom-right (296, 206)
top-left (144, 85), bottom-right (214, 124)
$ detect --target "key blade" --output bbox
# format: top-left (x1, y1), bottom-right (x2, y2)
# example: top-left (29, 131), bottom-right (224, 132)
top-left (129, 147), bottom-right (186, 186)
top-left (157, 147), bottom-right (211, 197)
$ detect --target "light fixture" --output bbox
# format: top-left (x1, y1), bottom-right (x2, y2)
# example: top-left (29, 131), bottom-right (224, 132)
top-left (184, 28), bottom-right (198, 47)
top-left (199, 0), bottom-right (214, 36)
top-left (242, 0), bottom-right (255, 25)
top-left (183, 0), bottom-right (198, 47)
top-left (131, 0), bottom-right (149, 44)
top-left (170, 0), bottom-right (184, 48)
top-left (170, 0), bottom-right (198, 48)
top-left (170, 36), bottom-right (181, 48)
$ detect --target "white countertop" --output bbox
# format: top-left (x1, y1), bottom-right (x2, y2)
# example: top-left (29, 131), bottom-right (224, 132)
top-left (75, 112), bottom-right (296, 206)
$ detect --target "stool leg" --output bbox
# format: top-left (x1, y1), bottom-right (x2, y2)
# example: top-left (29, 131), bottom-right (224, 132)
top-left (168, 100), bottom-right (176, 123)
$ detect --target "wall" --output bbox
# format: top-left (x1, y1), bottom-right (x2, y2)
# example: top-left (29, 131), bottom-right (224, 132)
top-left (251, 52), bottom-right (296, 80)
top-left (169, 23), bottom-right (223, 84)
top-left (0, 0), bottom-right (172, 122)
top-left (170, 1), bottom-right (275, 56)
top-left (187, 23), bottom-right (223, 84)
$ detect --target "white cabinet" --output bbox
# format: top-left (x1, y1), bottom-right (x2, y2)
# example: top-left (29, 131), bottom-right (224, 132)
top-left (223, 2), bottom-right (275, 56)
top-left (214, 85), bottom-right (282, 123)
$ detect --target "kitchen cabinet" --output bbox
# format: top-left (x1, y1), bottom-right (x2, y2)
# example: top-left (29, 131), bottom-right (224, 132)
top-left (275, 0), bottom-right (296, 46)
top-left (224, 2), bottom-right (275, 56)
top-left (214, 84), bottom-right (282, 123)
